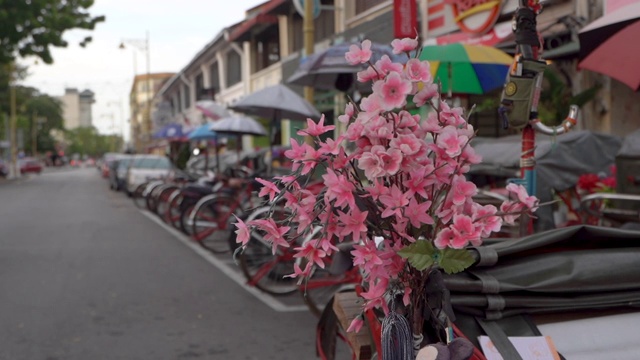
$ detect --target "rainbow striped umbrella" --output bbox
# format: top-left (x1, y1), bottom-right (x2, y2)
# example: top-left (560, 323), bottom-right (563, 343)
top-left (419, 43), bottom-right (513, 95)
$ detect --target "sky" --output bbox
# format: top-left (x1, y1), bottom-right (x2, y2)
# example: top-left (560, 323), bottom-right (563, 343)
top-left (21, 0), bottom-right (267, 142)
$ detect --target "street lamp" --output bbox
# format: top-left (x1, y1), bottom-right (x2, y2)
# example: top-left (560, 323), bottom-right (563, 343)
top-left (119, 31), bottom-right (151, 152)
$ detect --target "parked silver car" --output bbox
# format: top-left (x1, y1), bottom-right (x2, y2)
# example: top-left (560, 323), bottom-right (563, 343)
top-left (125, 155), bottom-right (173, 194)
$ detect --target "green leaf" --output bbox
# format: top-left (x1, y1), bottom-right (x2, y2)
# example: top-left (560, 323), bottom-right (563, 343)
top-left (439, 248), bottom-right (475, 274)
top-left (398, 240), bottom-right (436, 271)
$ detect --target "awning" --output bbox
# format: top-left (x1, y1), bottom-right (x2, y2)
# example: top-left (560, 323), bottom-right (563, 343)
top-left (228, 0), bottom-right (286, 42)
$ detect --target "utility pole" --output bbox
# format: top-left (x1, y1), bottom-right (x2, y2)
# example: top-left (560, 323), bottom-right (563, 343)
top-left (303, 0), bottom-right (315, 146)
top-left (9, 62), bottom-right (19, 179)
top-left (303, 0), bottom-right (315, 106)
top-left (31, 111), bottom-right (38, 157)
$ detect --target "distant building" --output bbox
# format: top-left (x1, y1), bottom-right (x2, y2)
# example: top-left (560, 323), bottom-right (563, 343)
top-left (129, 73), bottom-right (175, 153)
top-left (58, 88), bottom-right (95, 129)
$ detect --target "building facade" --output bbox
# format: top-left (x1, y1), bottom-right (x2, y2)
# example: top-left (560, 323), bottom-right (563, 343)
top-left (153, 0), bottom-right (640, 149)
top-left (58, 88), bottom-right (95, 129)
top-left (129, 73), bottom-right (175, 153)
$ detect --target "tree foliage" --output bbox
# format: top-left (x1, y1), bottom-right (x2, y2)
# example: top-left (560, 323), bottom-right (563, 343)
top-left (65, 126), bottom-right (123, 157)
top-left (0, 0), bottom-right (105, 64)
top-left (539, 68), bottom-right (601, 126)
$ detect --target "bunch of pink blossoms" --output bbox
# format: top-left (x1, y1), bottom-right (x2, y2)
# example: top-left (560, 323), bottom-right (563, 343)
top-left (235, 38), bottom-right (537, 333)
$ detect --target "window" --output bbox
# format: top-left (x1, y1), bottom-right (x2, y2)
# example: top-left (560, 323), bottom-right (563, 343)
top-left (210, 62), bottom-right (220, 92)
top-left (195, 73), bottom-right (205, 100)
top-left (227, 51), bottom-right (242, 86)
top-left (182, 83), bottom-right (191, 109)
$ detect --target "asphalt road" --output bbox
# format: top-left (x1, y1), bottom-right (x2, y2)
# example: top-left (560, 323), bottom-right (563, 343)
top-left (0, 168), bottom-right (326, 360)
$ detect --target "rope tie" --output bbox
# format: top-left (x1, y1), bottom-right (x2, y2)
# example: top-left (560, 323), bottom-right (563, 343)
top-left (381, 295), bottom-right (414, 360)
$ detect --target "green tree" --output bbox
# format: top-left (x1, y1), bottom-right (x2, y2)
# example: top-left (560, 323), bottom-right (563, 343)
top-left (0, 0), bottom-right (105, 65)
top-left (538, 68), bottom-right (601, 126)
top-left (66, 126), bottom-right (123, 157)
top-left (23, 94), bottom-right (65, 154)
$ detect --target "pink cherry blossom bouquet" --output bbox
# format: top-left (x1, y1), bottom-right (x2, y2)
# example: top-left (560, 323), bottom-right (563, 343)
top-left (234, 38), bottom-right (538, 341)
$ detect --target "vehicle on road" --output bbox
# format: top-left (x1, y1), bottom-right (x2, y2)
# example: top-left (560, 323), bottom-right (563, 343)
top-left (0, 159), bottom-right (8, 177)
top-left (109, 155), bottom-right (134, 191)
top-left (100, 152), bottom-right (121, 178)
top-left (19, 157), bottom-right (43, 175)
top-left (125, 155), bottom-right (173, 195)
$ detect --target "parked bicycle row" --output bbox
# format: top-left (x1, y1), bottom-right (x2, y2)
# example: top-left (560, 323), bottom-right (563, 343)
top-left (99, 150), bottom-right (357, 320)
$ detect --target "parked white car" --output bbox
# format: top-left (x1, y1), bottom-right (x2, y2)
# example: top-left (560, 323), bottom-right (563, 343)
top-left (125, 155), bottom-right (172, 194)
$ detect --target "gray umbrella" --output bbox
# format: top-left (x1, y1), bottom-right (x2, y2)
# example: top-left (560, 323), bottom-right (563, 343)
top-left (209, 115), bottom-right (267, 168)
top-left (229, 84), bottom-right (321, 166)
top-left (229, 83), bottom-right (320, 121)
top-left (208, 115), bottom-right (267, 137)
top-left (286, 42), bottom-right (404, 91)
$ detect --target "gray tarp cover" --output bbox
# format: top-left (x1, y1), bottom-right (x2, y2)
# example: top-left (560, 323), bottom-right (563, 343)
top-left (469, 131), bottom-right (622, 230)
top-left (617, 128), bottom-right (640, 157)
top-left (445, 225), bottom-right (640, 320)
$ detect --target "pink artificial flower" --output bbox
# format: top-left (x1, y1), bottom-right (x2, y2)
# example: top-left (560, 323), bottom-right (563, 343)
top-left (375, 55), bottom-right (404, 75)
top-left (436, 126), bottom-right (468, 158)
top-left (351, 241), bottom-right (385, 274)
top-left (500, 201), bottom-right (525, 226)
top-left (338, 103), bottom-right (355, 124)
top-left (357, 66), bottom-right (380, 83)
top-left (473, 204), bottom-right (502, 237)
top-left (338, 207), bottom-right (369, 243)
top-left (404, 197), bottom-right (434, 228)
top-left (506, 183), bottom-right (539, 210)
top-left (372, 72), bottom-right (412, 111)
top-left (284, 261), bottom-right (312, 279)
top-left (345, 39), bottom-right (372, 65)
top-left (284, 138), bottom-right (306, 161)
top-left (395, 110), bottom-right (420, 129)
top-left (347, 316), bottom-right (364, 333)
top-left (434, 227), bottom-right (456, 249)
top-left (379, 185), bottom-right (409, 219)
top-left (413, 83), bottom-right (439, 107)
top-left (318, 135), bottom-right (343, 156)
top-left (451, 214), bottom-right (481, 248)
top-left (299, 146), bottom-right (320, 175)
top-left (439, 102), bottom-right (466, 127)
top-left (405, 59), bottom-right (431, 83)
top-left (255, 177), bottom-right (280, 202)
top-left (358, 145), bottom-right (403, 178)
top-left (404, 166), bottom-right (436, 199)
top-left (297, 114), bottom-right (335, 137)
top-left (249, 218), bottom-right (291, 254)
top-left (323, 169), bottom-right (356, 209)
top-left (450, 175), bottom-right (477, 206)
top-left (332, 147), bottom-right (350, 170)
top-left (294, 240), bottom-right (327, 268)
top-left (390, 134), bottom-right (422, 156)
top-left (359, 93), bottom-right (383, 116)
top-left (391, 36), bottom-right (419, 54)
top-left (233, 215), bottom-right (251, 246)
top-left (366, 179), bottom-right (390, 200)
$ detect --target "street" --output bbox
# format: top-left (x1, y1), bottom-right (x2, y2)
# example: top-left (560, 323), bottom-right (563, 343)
top-left (0, 168), bottom-right (322, 360)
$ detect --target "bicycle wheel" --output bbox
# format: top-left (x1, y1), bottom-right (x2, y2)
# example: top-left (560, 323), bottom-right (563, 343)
top-left (132, 183), bottom-right (149, 209)
top-left (145, 182), bottom-right (165, 213)
top-left (164, 190), bottom-right (184, 229)
top-left (156, 185), bottom-right (179, 219)
top-left (237, 206), bottom-right (298, 295)
top-left (191, 195), bottom-right (244, 254)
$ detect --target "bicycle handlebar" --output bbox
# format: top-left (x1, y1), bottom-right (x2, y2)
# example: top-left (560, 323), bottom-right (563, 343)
top-left (580, 192), bottom-right (640, 219)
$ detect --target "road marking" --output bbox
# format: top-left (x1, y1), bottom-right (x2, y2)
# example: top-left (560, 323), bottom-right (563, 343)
top-left (140, 210), bottom-right (309, 313)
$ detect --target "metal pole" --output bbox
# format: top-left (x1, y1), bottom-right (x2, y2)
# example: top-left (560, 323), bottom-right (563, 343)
top-left (303, 0), bottom-right (315, 147)
top-left (303, 0), bottom-right (315, 106)
top-left (145, 30), bottom-right (152, 154)
top-left (9, 62), bottom-right (19, 179)
top-left (32, 111), bottom-right (38, 157)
